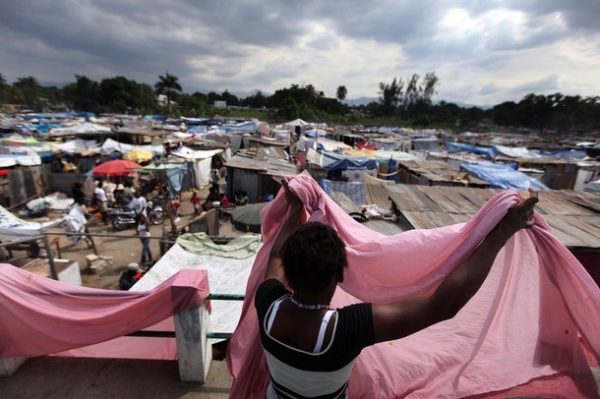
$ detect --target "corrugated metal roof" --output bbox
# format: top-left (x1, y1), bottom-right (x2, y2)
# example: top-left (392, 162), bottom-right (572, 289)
top-left (386, 184), bottom-right (600, 248)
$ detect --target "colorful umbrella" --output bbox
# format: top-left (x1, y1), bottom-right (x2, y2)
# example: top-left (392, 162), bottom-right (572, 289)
top-left (92, 159), bottom-right (141, 177)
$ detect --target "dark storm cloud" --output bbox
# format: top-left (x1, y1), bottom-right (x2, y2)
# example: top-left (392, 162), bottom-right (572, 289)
top-left (0, 0), bottom-right (598, 103)
top-left (0, 0), bottom-right (308, 89)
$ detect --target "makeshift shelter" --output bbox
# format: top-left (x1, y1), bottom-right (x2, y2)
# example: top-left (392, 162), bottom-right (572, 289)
top-left (325, 158), bottom-right (378, 182)
top-left (397, 160), bottom-right (489, 188)
top-left (139, 162), bottom-right (190, 195)
top-left (320, 179), bottom-right (366, 205)
top-left (224, 153), bottom-right (297, 203)
top-left (283, 118), bottom-right (309, 129)
top-left (0, 205), bottom-right (63, 237)
top-left (446, 141), bottom-right (496, 159)
top-left (460, 162), bottom-right (548, 189)
top-left (171, 147), bottom-right (223, 188)
top-left (49, 122), bottom-right (112, 137)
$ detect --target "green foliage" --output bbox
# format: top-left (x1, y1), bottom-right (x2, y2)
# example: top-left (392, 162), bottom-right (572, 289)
top-left (155, 72), bottom-right (182, 113)
top-left (2, 70), bottom-right (599, 131)
top-left (13, 76), bottom-right (42, 108)
top-left (99, 76), bottom-right (158, 113)
top-left (0, 74), bottom-right (7, 103)
top-left (241, 90), bottom-right (268, 108)
top-left (177, 93), bottom-right (208, 116)
top-left (492, 92), bottom-right (600, 130)
top-left (336, 85), bottom-right (347, 101)
top-left (377, 72), bottom-right (439, 117)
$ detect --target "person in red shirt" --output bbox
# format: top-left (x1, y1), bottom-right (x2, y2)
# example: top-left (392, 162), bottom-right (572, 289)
top-left (191, 191), bottom-right (201, 215)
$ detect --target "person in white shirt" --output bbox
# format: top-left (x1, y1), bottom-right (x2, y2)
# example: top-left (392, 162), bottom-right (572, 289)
top-left (94, 182), bottom-right (108, 224)
top-left (137, 214), bottom-right (152, 265)
top-left (131, 192), bottom-right (148, 217)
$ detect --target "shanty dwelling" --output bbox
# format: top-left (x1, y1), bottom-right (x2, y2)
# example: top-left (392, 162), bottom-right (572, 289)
top-left (224, 147), bottom-right (298, 204)
top-left (114, 126), bottom-right (169, 145)
top-left (396, 159), bottom-right (490, 188)
top-left (384, 184), bottom-right (600, 285)
top-left (2, 166), bottom-right (48, 209)
top-left (510, 158), bottom-right (600, 191)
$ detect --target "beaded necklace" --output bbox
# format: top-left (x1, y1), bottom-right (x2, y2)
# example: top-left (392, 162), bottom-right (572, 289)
top-left (289, 295), bottom-right (330, 310)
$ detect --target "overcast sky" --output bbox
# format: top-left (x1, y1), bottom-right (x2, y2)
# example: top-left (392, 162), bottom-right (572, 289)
top-left (1, 0), bottom-right (600, 106)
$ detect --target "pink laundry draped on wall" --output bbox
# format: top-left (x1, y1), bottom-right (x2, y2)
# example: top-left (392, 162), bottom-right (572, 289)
top-left (0, 268), bottom-right (210, 358)
top-left (227, 175), bottom-right (600, 398)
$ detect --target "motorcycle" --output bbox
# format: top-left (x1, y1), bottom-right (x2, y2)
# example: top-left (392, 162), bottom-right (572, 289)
top-left (109, 202), bottom-right (165, 231)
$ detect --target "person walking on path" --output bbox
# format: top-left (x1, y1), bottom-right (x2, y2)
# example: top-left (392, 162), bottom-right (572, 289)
top-left (131, 191), bottom-right (148, 217)
top-left (137, 214), bottom-right (153, 266)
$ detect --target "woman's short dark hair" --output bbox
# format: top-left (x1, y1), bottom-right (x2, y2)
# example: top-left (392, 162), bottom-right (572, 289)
top-left (282, 222), bottom-right (347, 293)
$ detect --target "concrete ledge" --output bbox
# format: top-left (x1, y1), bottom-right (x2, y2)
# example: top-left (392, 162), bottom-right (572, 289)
top-left (0, 357), bottom-right (27, 377)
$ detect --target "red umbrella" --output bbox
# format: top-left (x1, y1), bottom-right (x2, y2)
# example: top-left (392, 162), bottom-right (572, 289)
top-left (92, 159), bottom-right (142, 177)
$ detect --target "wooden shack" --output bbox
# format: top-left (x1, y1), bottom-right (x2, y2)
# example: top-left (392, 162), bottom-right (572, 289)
top-left (224, 147), bottom-right (298, 203)
top-left (396, 160), bottom-right (489, 188)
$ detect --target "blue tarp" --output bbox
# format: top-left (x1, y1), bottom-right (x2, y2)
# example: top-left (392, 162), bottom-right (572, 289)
top-left (222, 122), bottom-right (257, 133)
top-left (460, 162), bottom-right (548, 190)
top-left (548, 149), bottom-right (588, 159)
top-left (325, 158), bottom-right (378, 172)
top-left (305, 129), bottom-right (328, 138)
top-left (320, 179), bottom-right (365, 205)
top-left (446, 142), bottom-right (497, 159)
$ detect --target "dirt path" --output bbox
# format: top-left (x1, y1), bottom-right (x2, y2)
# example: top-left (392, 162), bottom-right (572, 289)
top-left (46, 190), bottom-right (243, 289)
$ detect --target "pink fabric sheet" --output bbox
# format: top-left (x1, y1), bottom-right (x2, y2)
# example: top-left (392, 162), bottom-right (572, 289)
top-left (227, 175), bottom-right (600, 398)
top-left (0, 266), bottom-right (210, 358)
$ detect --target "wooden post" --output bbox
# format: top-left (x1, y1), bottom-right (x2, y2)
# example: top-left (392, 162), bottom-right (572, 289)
top-left (173, 304), bottom-right (211, 383)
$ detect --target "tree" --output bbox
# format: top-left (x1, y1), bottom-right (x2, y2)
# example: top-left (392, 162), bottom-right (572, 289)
top-left (336, 85), bottom-right (347, 101)
top-left (0, 73), bottom-right (7, 103)
top-left (421, 72), bottom-right (439, 105)
top-left (241, 90), bottom-right (267, 108)
top-left (221, 90), bottom-right (239, 106)
top-left (62, 75), bottom-right (100, 111)
top-left (378, 78), bottom-right (403, 115)
top-left (154, 72), bottom-right (182, 114)
top-left (13, 76), bottom-right (42, 109)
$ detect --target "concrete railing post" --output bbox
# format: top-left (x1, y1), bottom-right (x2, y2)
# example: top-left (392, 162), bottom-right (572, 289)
top-left (0, 357), bottom-right (27, 377)
top-left (174, 303), bottom-right (211, 383)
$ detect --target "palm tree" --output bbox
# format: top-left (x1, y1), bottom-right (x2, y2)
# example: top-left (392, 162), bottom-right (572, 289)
top-left (155, 72), bottom-right (182, 113)
top-left (336, 85), bottom-right (347, 101)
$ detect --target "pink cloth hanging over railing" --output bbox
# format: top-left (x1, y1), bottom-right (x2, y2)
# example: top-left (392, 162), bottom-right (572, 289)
top-left (227, 175), bottom-right (600, 398)
top-left (0, 267), bottom-right (210, 357)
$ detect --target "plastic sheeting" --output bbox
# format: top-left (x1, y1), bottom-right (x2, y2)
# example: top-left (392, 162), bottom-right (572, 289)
top-left (0, 205), bottom-right (63, 237)
top-left (494, 145), bottom-right (542, 159)
top-left (325, 158), bottom-right (378, 172)
top-left (320, 179), bottom-right (366, 205)
top-left (227, 175), bottom-right (600, 399)
top-left (446, 141), bottom-right (497, 159)
top-left (460, 162), bottom-right (548, 190)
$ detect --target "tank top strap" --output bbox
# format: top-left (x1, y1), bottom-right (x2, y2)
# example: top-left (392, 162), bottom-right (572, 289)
top-left (266, 296), bottom-right (287, 334)
top-left (313, 310), bottom-right (335, 353)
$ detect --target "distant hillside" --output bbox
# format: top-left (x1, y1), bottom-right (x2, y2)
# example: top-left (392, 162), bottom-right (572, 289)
top-left (342, 97), bottom-right (378, 106)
